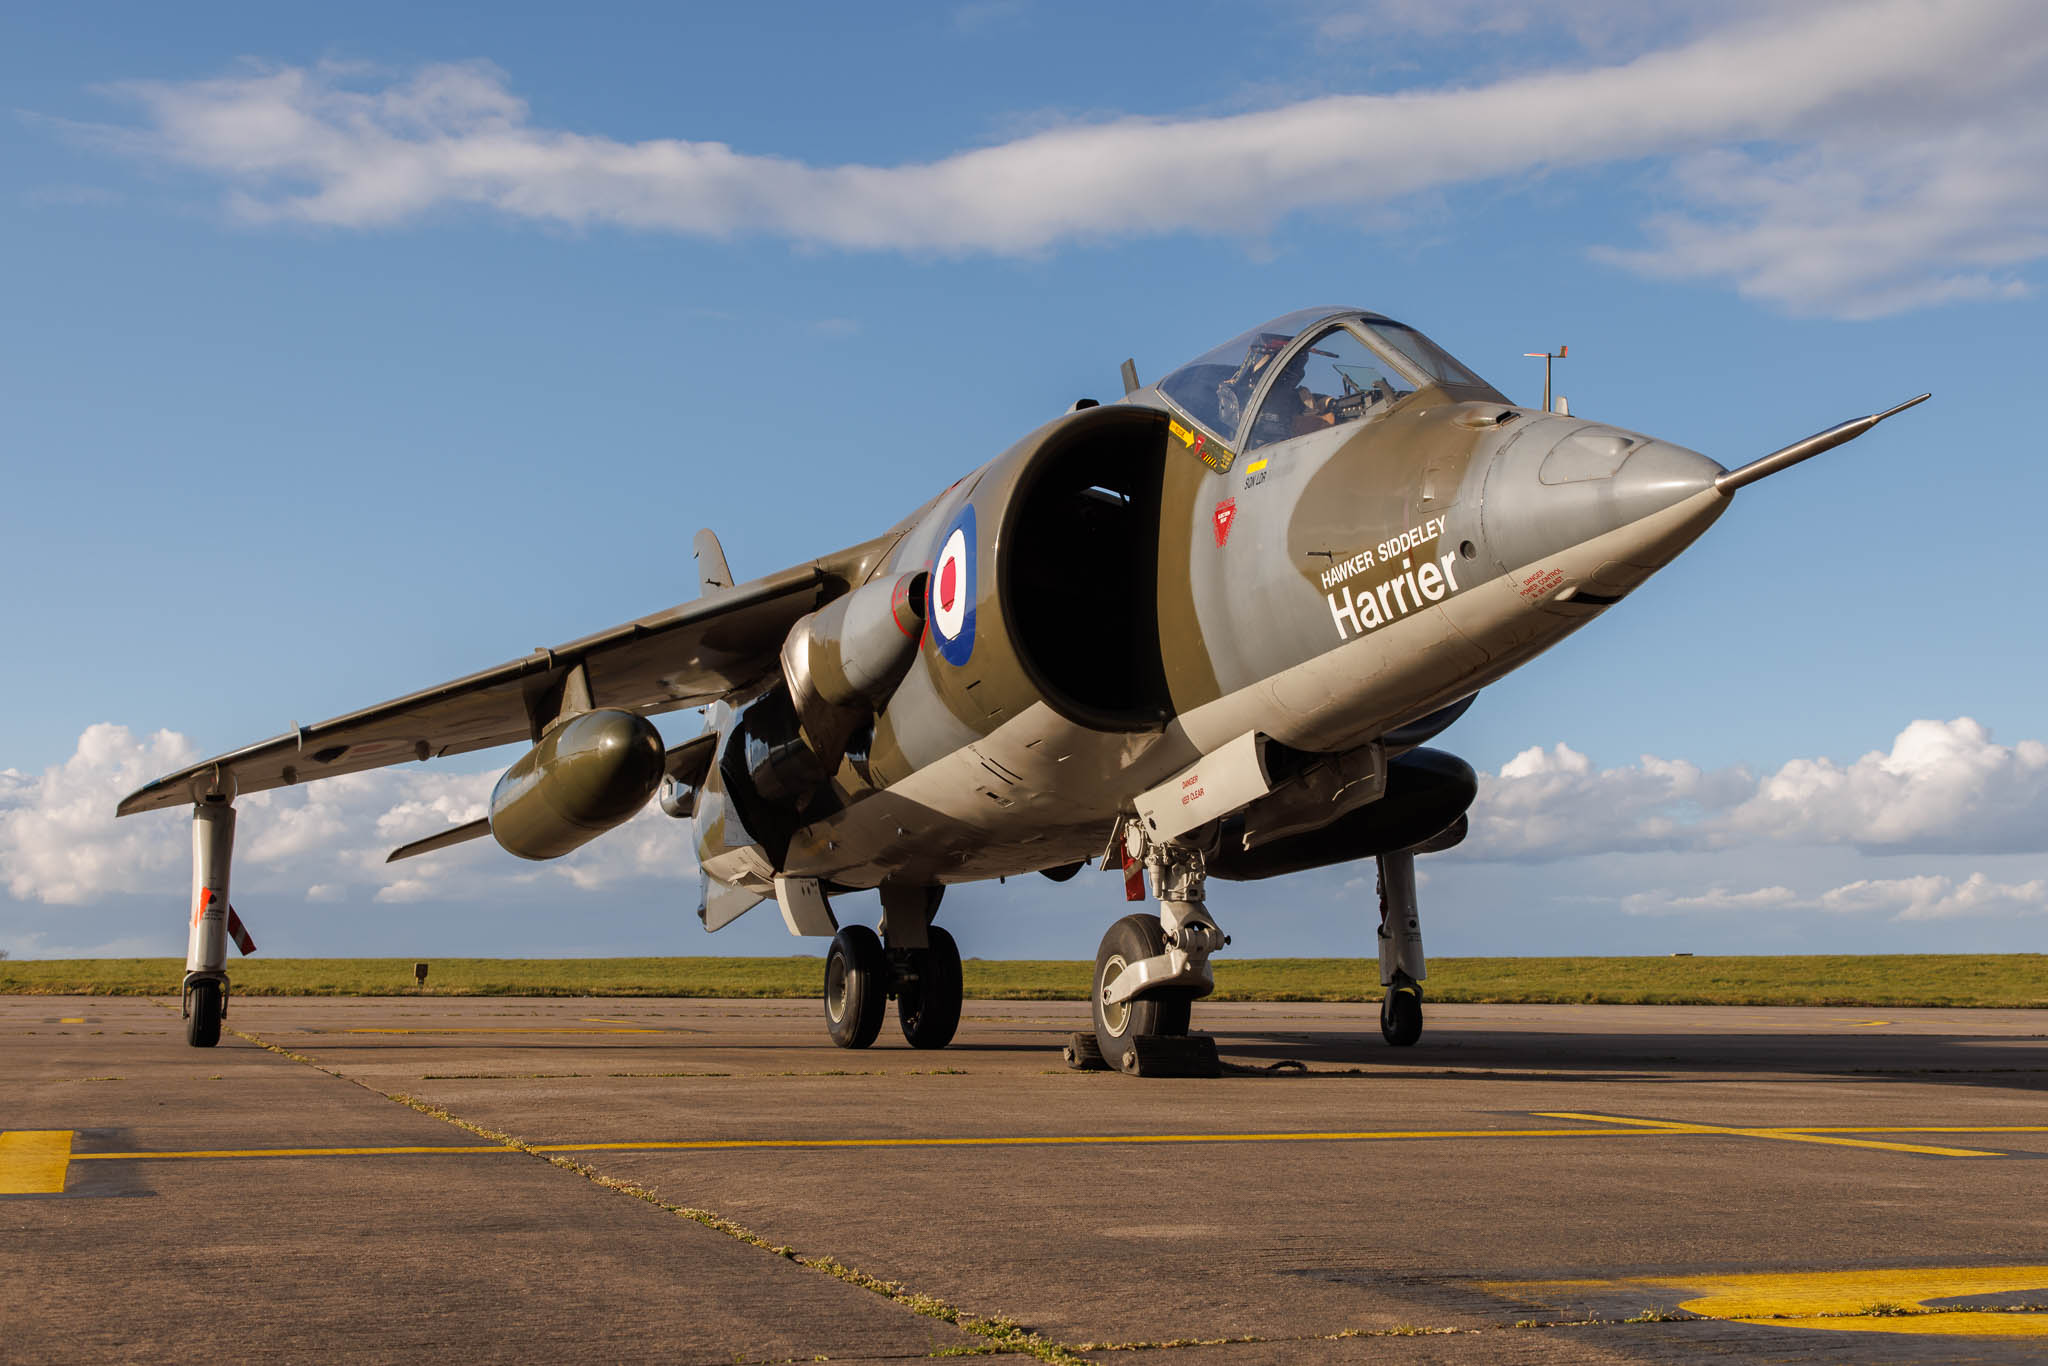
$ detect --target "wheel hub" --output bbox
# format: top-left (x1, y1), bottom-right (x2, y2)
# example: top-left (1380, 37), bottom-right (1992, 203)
top-left (1099, 953), bottom-right (1132, 1037)
top-left (825, 956), bottom-right (848, 1024)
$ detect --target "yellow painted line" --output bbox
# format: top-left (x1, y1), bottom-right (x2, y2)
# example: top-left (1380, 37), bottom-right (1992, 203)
top-left (1787, 1126), bottom-right (2048, 1136)
top-left (522, 1128), bottom-right (1663, 1153)
top-left (58, 1017), bottom-right (85, 1024)
top-left (71, 1144), bottom-right (513, 1162)
top-left (1490, 1266), bottom-right (2048, 1339)
top-left (64, 1129), bottom-right (1665, 1163)
top-left (58, 1115), bottom-right (2048, 1168)
top-left (338, 1027), bottom-right (668, 1035)
top-left (1538, 1112), bottom-right (2003, 1158)
top-left (0, 1130), bottom-right (75, 1194)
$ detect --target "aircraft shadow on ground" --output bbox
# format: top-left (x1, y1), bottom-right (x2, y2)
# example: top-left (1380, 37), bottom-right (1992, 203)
top-left (1210, 1029), bottom-right (2048, 1090)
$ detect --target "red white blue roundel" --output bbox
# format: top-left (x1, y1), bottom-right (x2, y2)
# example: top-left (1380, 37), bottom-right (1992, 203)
top-left (930, 505), bottom-right (976, 666)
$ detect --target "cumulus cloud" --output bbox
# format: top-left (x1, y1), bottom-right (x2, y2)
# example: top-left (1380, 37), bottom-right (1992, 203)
top-left (0, 724), bottom-right (199, 903)
top-left (0, 724), bottom-right (696, 909)
top-left (1622, 873), bottom-right (2048, 922)
top-left (1469, 717), bottom-right (2048, 860)
top-left (57, 0), bottom-right (2048, 317)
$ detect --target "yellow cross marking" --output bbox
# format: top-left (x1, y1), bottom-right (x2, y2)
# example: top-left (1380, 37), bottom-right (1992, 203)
top-left (1537, 1112), bottom-right (2004, 1158)
top-left (1490, 1266), bottom-right (2048, 1338)
top-left (0, 1131), bottom-right (74, 1194)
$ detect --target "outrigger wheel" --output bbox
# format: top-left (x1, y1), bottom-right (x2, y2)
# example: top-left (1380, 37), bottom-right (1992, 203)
top-left (1381, 970), bottom-right (1423, 1047)
top-left (1092, 913), bottom-right (1194, 1073)
top-left (186, 978), bottom-right (225, 1049)
top-left (824, 925), bottom-right (888, 1049)
top-left (897, 925), bottom-right (964, 1049)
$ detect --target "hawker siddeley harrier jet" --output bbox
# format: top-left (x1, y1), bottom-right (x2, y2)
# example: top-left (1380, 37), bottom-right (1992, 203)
top-left (119, 306), bottom-right (1926, 1069)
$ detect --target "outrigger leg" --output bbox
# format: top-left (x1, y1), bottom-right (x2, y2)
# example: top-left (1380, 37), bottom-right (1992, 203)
top-left (1375, 849), bottom-right (1425, 1047)
top-left (183, 796), bottom-right (235, 1048)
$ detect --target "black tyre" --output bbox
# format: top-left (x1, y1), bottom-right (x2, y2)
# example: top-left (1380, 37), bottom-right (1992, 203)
top-left (1091, 914), bottom-right (1193, 1073)
top-left (824, 925), bottom-right (887, 1049)
top-left (186, 979), bottom-right (224, 1048)
top-left (1380, 980), bottom-right (1423, 1047)
top-left (898, 925), bottom-right (964, 1049)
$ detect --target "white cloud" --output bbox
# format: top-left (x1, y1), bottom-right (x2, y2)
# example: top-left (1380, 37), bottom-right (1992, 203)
top-left (1594, 131), bottom-right (2047, 318)
top-left (0, 724), bottom-right (198, 903)
top-left (62, 0), bottom-right (2048, 317)
top-left (1727, 719), bottom-right (2048, 853)
top-left (1622, 872), bottom-right (2048, 921)
top-left (1469, 717), bottom-right (2048, 860)
top-left (0, 723), bottom-right (696, 909)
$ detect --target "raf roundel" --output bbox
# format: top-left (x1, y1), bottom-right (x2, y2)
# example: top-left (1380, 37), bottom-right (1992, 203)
top-left (929, 505), bottom-right (977, 666)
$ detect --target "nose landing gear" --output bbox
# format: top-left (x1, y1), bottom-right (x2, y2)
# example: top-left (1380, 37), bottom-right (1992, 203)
top-left (1091, 913), bottom-right (1195, 1071)
top-left (1087, 831), bottom-right (1227, 1074)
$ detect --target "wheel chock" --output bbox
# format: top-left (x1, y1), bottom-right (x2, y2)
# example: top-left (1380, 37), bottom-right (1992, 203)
top-left (1066, 1032), bottom-right (1224, 1077)
top-left (1063, 1032), bottom-right (1109, 1071)
top-left (1128, 1033), bottom-right (1222, 1078)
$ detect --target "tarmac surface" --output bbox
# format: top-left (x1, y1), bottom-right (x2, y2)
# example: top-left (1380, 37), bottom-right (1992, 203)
top-left (6, 992), bottom-right (2048, 1363)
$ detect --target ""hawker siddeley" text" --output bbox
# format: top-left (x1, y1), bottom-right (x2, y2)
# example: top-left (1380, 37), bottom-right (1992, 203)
top-left (1325, 521), bottom-right (1461, 641)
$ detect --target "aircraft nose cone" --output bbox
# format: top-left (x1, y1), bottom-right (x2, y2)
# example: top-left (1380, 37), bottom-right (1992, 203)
top-left (1477, 417), bottom-right (1728, 577)
top-left (1610, 440), bottom-right (1726, 523)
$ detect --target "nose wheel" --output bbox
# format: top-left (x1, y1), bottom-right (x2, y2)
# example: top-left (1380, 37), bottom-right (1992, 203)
top-left (1091, 913), bottom-right (1195, 1073)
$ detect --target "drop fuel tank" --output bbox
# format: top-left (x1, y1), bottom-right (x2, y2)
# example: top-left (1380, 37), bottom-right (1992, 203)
top-left (490, 709), bottom-right (666, 861)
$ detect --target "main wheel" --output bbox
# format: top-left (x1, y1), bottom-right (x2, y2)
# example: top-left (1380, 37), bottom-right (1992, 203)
top-left (898, 925), bottom-right (964, 1049)
top-left (1091, 914), bottom-right (1193, 1073)
top-left (1380, 978), bottom-right (1423, 1047)
top-left (824, 925), bottom-right (887, 1049)
top-left (186, 979), bottom-right (224, 1048)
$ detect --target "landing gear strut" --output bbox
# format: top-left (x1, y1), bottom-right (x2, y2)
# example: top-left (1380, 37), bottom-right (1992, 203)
top-left (1090, 833), bottom-right (1227, 1073)
top-left (1376, 849), bottom-right (1426, 1047)
top-left (182, 797), bottom-right (235, 1049)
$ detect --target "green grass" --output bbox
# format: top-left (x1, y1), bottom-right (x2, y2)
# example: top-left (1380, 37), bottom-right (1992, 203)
top-left (3, 954), bottom-right (2045, 1007)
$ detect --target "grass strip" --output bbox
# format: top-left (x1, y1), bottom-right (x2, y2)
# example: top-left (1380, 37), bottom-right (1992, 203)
top-left (14, 954), bottom-right (2048, 1007)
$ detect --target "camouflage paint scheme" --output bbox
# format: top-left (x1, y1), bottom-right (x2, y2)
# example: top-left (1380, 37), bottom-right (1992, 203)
top-left (698, 308), bottom-right (1727, 905)
top-left (127, 304), bottom-right (1909, 947)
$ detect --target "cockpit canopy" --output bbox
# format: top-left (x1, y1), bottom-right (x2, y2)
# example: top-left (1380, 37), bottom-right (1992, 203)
top-left (1155, 307), bottom-right (1496, 448)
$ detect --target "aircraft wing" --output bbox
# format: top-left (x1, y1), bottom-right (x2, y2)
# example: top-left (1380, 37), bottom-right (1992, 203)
top-left (116, 554), bottom-right (862, 818)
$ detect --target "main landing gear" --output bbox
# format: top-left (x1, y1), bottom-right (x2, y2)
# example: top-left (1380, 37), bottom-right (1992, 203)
top-left (1375, 849), bottom-right (1427, 1047)
top-left (820, 884), bottom-right (964, 1050)
top-left (1089, 833), bottom-right (1227, 1074)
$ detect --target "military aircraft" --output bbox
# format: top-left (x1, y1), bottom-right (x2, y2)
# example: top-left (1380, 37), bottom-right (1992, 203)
top-left (118, 305), bottom-right (1926, 1070)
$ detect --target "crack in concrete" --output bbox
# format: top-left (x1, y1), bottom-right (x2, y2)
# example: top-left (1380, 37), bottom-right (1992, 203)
top-left (214, 1016), bottom-right (1085, 1364)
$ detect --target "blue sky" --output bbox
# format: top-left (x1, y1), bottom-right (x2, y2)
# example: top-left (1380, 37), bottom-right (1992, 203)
top-left (5, 1), bottom-right (2047, 962)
